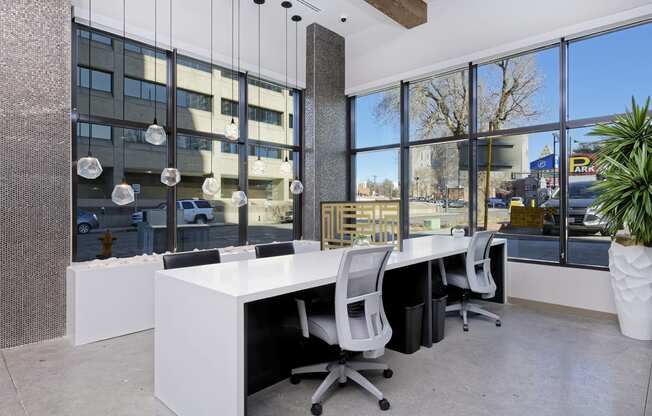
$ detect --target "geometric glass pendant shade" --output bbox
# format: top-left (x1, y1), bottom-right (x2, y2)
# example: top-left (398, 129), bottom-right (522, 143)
top-left (279, 157), bottom-right (292, 176)
top-left (160, 167), bottom-right (181, 187)
top-left (145, 121), bottom-right (167, 146)
top-left (231, 190), bottom-right (248, 207)
top-left (290, 178), bottom-right (304, 195)
top-left (77, 155), bottom-right (103, 179)
top-left (252, 157), bottom-right (265, 175)
top-left (224, 119), bottom-right (239, 141)
top-left (202, 175), bottom-right (220, 196)
top-left (111, 181), bottom-right (135, 205)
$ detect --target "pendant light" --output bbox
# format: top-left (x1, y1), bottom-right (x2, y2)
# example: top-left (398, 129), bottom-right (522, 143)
top-left (160, 0), bottom-right (181, 186)
top-left (145, 0), bottom-right (167, 146)
top-left (230, 0), bottom-right (248, 208)
top-left (112, 0), bottom-right (135, 205)
top-left (279, 2), bottom-right (292, 177)
top-left (251, 0), bottom-right (265, 176)
top-left (77, 0), bottom-right (103, 180)
top-left (224, 0), bottom-right (239, 141)
top-left (202, 0), bottom-right (220, 196)
top-left (289, 13), bottom-right (304, 195)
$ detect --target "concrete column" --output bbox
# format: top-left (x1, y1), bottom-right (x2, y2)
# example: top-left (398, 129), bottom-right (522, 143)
top-left (303, 24), bottom-right (347, 241)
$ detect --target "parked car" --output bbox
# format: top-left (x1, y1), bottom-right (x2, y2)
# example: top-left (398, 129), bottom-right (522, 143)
top-left (487, 198), bottom-right (507, 208)
top-left (77, 209), bottom-right (99, 234)
top-left (279, 211), bottom-right (293, 224)
top-left (131, 199), bottom-right (214, 225)
top-left (447, 199), bottom-right (466, 208)
top-left (509, 197), bottom-right (524, 209)
top-left (541, 180), bottom-right (607, 235)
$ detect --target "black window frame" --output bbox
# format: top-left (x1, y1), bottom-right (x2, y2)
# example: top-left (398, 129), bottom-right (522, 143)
top-left (348, 20), bottom-right (652, 271)
top-left (71, 22), bottom-right (304, 261)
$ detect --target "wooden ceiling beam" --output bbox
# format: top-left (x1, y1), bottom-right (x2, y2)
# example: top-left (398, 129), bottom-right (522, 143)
top-left (363, 0), bottom-right (427, 29)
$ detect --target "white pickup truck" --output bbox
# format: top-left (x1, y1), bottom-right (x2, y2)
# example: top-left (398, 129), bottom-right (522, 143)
top-left (131, 199), bottom-right (215, 225)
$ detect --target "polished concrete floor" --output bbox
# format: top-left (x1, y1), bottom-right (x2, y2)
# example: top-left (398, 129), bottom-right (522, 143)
top-left (1, 303), bottom-right (651, 416)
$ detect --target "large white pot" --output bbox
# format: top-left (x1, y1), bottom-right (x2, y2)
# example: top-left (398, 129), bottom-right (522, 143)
top-left (609, 242), bottom-right (652, 340)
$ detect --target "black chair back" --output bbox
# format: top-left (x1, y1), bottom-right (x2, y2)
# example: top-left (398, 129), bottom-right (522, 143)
top-left (255, 242), bottom-right (295, 259)
top-left (163, 249), bottom-right (222, 270)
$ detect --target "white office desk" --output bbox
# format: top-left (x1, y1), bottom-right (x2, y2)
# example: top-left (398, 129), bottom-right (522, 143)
top-left (155, 235), bottom-right (507, 416)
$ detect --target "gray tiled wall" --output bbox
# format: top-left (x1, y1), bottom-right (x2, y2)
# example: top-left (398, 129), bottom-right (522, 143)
top-left (303, 24), bottom-right (348, 240)
top-left (0, 1), bottom-right (71, 348)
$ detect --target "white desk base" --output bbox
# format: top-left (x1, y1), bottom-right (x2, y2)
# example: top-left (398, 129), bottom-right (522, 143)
top-left (155, 236), bottom-right (507, 416)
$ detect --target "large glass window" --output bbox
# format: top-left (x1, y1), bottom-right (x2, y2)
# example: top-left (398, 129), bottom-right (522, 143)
top-left (478, 47), bottom-right (559, 132)
top-left (569, 23), bottom-right (652, 120)
top-left (355, 149), bottom-right (400, 200)
top-left (409, 70), bottom-right (469, 140)
top-left (565, 127), bottom-right (610, 267)
top-left (477, 131), bottom-right (560, 262)
top-left (355, 88), bottom-right (400, 148)
top-left (409, 141), bottom-right (468, 236)
top-left (73, 25), bottom-right (303, 261)
top-left (246, 77), bottom-right (296, 244)
top-left (176, 136), bottom-right (240, 251)
top-left (75, 127), bottom-right (168, 261)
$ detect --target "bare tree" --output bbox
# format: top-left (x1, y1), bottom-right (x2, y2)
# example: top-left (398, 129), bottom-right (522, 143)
top-left (374, 55), bottom-right (544, 229)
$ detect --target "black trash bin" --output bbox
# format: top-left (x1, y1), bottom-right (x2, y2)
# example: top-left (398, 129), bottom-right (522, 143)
top-left (386, 302), bottom-right (424, 354)
top-left (431, 294), bottom-right (448, 343)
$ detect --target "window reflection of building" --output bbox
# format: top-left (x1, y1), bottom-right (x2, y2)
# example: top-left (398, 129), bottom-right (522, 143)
top-left (75, 26), bottom-right (299, 260)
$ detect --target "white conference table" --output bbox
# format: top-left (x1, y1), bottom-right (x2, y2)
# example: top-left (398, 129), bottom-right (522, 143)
top-left (155, 235), bottom-right (507, 416)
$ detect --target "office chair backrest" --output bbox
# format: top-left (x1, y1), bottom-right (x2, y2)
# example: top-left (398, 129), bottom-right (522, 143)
top-left (465, 231), bottom-right (496, 295)
top-left (334, 245), bottom-right (394, 353)
top-left (254, 242), bottom-right (295, 259)
top-left (163, 249), bottom-right (221, 270)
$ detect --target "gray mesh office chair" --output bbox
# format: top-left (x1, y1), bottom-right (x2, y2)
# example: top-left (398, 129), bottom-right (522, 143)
top-left (440, 231), bottom-right (501, 331)
top-left (291, 245), bottom-right (395, 415)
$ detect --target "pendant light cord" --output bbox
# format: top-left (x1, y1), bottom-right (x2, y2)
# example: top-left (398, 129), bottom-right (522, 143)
top-left (122, 0), bottom-right (126, 129)
top-left (284, 6), bottom-right (288, 148)
top-left (231, 0), bottom-right (235, 117)
top-left (210, 0), bottom-right (214, 174)
top-left (153, 0), bottom-right (158, 122)
top-left (257, 1), bottom-right (261, 159)
top-left (87, 0), bottom-right (92, 155)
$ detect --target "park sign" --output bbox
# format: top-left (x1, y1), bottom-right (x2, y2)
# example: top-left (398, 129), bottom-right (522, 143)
top-left (569, 153), bottom-right (595, 175)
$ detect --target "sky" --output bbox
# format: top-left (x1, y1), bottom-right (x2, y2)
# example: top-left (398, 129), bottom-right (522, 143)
top-left (355, 22), bottom-right (652, 186)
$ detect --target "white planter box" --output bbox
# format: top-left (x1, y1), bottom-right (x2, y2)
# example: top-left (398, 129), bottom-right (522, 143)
top-left (609, 242), bottom-right (652, 340)
top-left (67, 241), bottom-right (320, 346)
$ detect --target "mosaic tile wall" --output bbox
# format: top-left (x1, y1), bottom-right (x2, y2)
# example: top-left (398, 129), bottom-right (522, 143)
top-left (0, 1), bottom-right (71, 348)
top-left (303, 24), bottom-right (348, 240)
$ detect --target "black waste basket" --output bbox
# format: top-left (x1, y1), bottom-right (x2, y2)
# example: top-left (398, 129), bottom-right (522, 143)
top-left (432, 294), bottom-right (448, 343)
top-left (386, 302), bottom-right (424, 354)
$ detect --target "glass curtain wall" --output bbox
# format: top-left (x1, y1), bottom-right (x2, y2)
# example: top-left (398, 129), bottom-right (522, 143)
top-left (72, 24), bottom-right (302, 261)
top-left (350, 20), bottom-right (652, 269)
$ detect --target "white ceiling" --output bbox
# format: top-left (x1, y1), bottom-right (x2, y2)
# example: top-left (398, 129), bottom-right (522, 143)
top-left (71, 0), bottom-right (398, 89)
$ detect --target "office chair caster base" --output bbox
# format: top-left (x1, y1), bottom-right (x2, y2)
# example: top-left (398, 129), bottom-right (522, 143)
top-left (463, 323), bottom-right (469, 332)
top-left (290, 374), bottom-right (301, 385)
top-left (383, 369), bottom-right (393, 379)
top-left (379, 399), bottom-right (391, 411)
top-left (311, 403), bottom-right (323, 415)
top-left (496, 320), bottom-right (502, 327)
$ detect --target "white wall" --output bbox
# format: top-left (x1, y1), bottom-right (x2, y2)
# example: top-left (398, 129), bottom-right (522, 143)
top-left (346, 0), bottom-right (652, 94)
top-left (508, 262), bottom-right (616, 314)
top-left (72, 0), bottom-right (308, 89)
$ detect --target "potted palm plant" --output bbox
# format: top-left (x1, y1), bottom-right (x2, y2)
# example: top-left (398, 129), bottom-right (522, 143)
top-left (589, 98), bottom-right (652, 340)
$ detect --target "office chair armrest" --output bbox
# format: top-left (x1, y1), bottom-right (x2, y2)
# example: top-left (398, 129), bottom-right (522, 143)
top-left (294, 298), bottom-right (309, 338)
